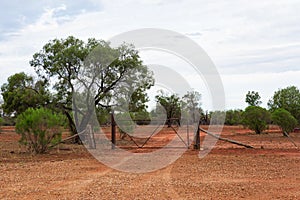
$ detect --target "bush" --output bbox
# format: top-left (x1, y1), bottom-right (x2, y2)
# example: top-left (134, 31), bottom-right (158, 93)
top-left (209, 111), bottom-right (226, 125)
top-left (268, 86), bottom-right (300, 123)
top-left (0, 116), bottom-right (16, 126)
top-left (132, 110), bottom-right (151, 125)
top-left (225, 109), bottom-right (243, 125)
top-left (242, 106), bottom-right (270, 134)
top-left (271, 108), bottom-right (298, 135)
top-left (16, 108), bottom-right (64, 154)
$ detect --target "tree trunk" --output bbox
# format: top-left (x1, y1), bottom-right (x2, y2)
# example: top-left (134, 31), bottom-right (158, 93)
top-left (64, 111), bottom-right (81, 144)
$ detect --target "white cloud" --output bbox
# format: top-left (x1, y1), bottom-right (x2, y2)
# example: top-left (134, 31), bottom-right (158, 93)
top-left (222, 71), bottom-right (300, 109)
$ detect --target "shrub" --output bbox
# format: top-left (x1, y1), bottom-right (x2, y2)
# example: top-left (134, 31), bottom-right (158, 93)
top-left (132, 110), bottom-right (151, 125)
top-left (0, 116), bottom-right (16, 126)
top-left (209, 111), bottom-right (226, 125)
top-left (16, 108), bottom-right (64, 154)
top-left (225, 109), bottom-right (243, 125)
top-left (268, 86), bottom-right (300, 123)
top-left (242, 106), bottom-right (270, 134)
top-left (271, 108), bottom-right (298, 135)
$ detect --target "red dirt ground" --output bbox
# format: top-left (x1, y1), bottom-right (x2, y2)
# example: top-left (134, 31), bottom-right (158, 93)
top-left (0, 125), bottom-right (300, 199)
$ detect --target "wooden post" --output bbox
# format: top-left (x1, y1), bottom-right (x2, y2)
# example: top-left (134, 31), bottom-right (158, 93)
top-left (187, 119), bottom-right (190, 149)
top-left (111, 113), bottom-right (116, 149)
top-left (194, 120), bottom-right (201, 150)
top-left (194, 127), bottom-right (200, 150)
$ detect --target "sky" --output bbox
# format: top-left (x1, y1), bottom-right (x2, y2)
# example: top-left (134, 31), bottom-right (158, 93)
top-left (0, 0), bottom-right (300, 110)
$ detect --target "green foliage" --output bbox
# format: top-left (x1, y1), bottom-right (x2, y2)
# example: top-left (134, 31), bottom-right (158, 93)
top-left (132, 110), bottom-right (151, 125)
top-left (242, 106), bottom-right (270, 134)
top-left (209, 110), bottom-right (226, 125)
top-left (30, 36), bottom-right (154, 135)
top-left (0, 116), bottom-right (15, 126)
top-left (128, 87), bottom-right (152, 114)
top-left (182, 91), bottom-right (202, 123)
top-left (155, 91), bottom-right (181, 127)
top-left (225, 109), bottom-right (243, 125)
top-left (271, 108), bottom-right (298, 135)
top-left (16, 108), bottom-right (65, 154)
top-left (245, 91), bottom-right (262, 106)
top-left (1, 72), bottom-right (50, 116)
top-left (149, 108), bottom-right (166, 122)
top-left (268, 86), bottom-right (300, 123)
top-left (96, 107), bottom-right (111, 125)
top-left (115, 112), bottom-right (135, 139)
top-left (30, 36), bottom-right (99, 134)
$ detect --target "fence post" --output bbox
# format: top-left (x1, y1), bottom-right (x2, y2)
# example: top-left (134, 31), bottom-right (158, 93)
top-left (187, 119), bottom-right (190, 149)
top-left (111, 113), bottom-right (116, 149)
top-left (194, 120), bottom-right (201, 150)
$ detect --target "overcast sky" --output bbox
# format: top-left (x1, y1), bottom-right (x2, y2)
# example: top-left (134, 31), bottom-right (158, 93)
top-left (0, 0), bottom-right (300, 110)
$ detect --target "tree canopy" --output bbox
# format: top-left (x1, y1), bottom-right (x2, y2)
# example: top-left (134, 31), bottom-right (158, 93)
top-left (242, 106), bottom-right (270, 134)
top-left (155, 91), bottom-right (181, 127)
top-left (268, 86), bottom-right (300, 123)
top-left (271, 108), bottom-right (297, 135)
top-left (225, 109), bottom-right (243, 125)
top-left (1, 72), bottom-right (50, 117)
top-left (30, 36), bottom-right (154, 134)
top-left (182, 91), bottom-right (202, 123)
top-left (245, 91), bottom-right (262, 106)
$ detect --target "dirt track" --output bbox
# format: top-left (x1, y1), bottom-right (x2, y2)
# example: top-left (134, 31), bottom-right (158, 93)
top-left (1, 126), bottom-right (300, 199)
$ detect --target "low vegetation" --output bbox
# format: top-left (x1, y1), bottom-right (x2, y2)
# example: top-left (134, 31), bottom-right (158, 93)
top-left (1, 35), bottom-right (300, 149)
top-left (271, 108), bottom-right (298, 136)
top-left (242, 106), bottom-right (270, 134)
top-left (16, 108), bottom-right (65, 154)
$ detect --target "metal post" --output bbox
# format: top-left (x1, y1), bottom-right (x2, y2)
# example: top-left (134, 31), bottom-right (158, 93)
top-left (111, 113), bottom-right (116, 149)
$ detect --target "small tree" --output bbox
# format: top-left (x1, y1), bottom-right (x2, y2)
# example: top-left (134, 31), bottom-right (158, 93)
top-left (209, 110), bottom-right (226, 125)
top-left (1, 72), bottom-right (50, 117)
top-left (242, 106), bottom-right (270, 134)
top-left (225, 109), bottom-right (243, 125)
top-left (155, 91), bottom-right (181, 127)
top-left (271, 108), bottom-right (298, 136)
top-left (132, 110), bottom-right (151, 125)
top-left (245, 91), bottom-right (262, 106)
top-left (30, 36), bottom-right (154, 137)
top-left (16, 108), bottom-right (65, 154)
top-left (268, 86), bottom-right (300, 123)
top-left (182, 91), bottom-right (202, 123)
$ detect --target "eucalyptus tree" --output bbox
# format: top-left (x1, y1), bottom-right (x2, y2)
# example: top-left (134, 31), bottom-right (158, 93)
top-left (30, 36), bottom-right (154, 134)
